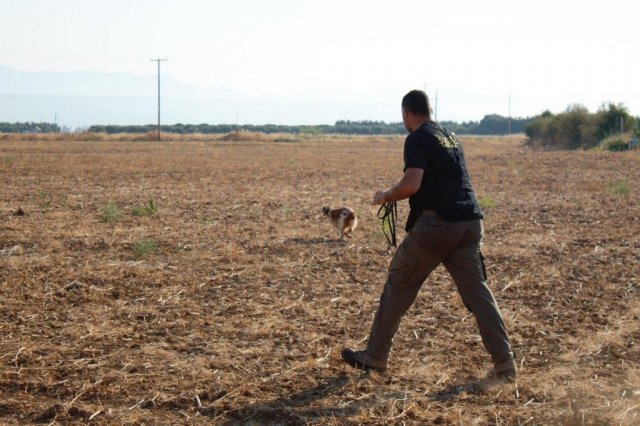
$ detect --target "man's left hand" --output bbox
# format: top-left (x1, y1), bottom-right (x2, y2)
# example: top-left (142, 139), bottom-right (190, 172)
top-left (372, 190), bottom-right (386, 205)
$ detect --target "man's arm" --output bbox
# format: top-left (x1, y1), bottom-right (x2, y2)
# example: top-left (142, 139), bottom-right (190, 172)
top-left (372, 168), bottom-right (424, 205)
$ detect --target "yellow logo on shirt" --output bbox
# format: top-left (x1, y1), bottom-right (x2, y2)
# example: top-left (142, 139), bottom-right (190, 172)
top-left (436, 133), bottom-right (459, 149)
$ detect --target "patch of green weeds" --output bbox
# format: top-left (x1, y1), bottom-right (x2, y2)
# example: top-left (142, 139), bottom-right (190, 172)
top-left (100, 203), bottom-right (121, 223)
top-left (611, 181), bottom-right (630, 196)
top-left (132, 200), bottom-right (158, 217)
top-left (131, 239), bottom-right (158, 257)
top-left (478, 196), bottom-right (496, 210)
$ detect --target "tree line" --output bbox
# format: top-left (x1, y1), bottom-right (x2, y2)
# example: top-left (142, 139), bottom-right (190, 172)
top-left (3, 108), bottom-right (638, 150)
top-left (85, 114), bottom-right (530, 136)
top-left (0, 115), bottom-right (535, 136)
top-left (442, 115), bottom-right (535, 135)
top-left (0, 122), bottom-right (60, 133)
top-left (86, 121), bottom-right (405, 135)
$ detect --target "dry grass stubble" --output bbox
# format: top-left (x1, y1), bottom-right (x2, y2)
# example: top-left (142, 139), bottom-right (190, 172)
top-left (0, 134), bottom-right (639, 424)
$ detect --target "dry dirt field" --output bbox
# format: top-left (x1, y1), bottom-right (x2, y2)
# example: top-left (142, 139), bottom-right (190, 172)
top-left (0, 134), bottom-right (639, 425)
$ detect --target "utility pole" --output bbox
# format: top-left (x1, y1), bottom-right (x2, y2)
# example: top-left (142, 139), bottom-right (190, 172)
top-left (508, 91), bottom-right (512, 135)
top-left (150, 58), bottom-right (167, 141)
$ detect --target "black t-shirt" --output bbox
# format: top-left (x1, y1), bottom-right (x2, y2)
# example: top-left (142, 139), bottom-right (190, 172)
top-left (403, 121), bottom-right (483, 230)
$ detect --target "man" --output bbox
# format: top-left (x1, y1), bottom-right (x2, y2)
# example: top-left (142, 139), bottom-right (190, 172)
top-left (341, 90), bottom-right (516, 382)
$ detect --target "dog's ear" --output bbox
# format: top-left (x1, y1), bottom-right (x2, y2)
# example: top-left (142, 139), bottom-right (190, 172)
top-left (322, 206), bottom-right (329, 215)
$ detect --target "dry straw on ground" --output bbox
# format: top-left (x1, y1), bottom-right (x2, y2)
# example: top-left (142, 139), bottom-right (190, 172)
top-left (0, 134), bottom-right (639, 424)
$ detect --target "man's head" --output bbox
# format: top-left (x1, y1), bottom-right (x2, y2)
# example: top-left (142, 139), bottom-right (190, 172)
top-left (401, 90), bottom-right (432, 132)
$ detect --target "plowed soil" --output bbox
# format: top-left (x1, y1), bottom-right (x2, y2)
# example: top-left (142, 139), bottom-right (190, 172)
top-left (1, 135), bottom-right (639, 425)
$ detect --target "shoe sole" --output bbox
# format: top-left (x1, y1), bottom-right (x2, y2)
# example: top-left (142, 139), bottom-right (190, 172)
top-left (341, 349), bottom-right (386, 373)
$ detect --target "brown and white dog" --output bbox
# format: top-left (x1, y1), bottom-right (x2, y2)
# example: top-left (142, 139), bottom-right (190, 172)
top-left (322, 206), bottom-right (358, 240)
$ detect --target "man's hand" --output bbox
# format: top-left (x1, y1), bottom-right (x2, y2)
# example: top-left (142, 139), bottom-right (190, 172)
top-left (370, 168), bottom-right (424, 206)
top-left (372, 190), bottom-right (386, 205)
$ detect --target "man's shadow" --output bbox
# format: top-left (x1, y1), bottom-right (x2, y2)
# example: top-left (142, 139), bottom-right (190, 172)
top-left (218, 374), bottom-right (360, 424)
top-left (208, 374), bottom-right (498, 423)
top-left (424, 376), bottom-right (508, 401)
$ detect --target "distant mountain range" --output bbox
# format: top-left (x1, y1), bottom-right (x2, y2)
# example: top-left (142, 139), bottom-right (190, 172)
top-left (0, 64), bottom-right (244, 99)
top-left (0, 65), bottom-right (398, 128)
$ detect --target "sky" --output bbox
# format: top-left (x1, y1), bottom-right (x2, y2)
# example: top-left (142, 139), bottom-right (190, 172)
top-left (0, 0), bottom-right (637, 124)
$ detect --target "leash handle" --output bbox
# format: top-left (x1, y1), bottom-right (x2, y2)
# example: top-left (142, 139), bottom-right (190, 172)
top-left (377, 201), bottom-right (398, 247)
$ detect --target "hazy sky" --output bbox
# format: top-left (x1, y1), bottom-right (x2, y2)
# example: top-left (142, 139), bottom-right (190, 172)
top-left (0, 0), bottom-right (637, 122)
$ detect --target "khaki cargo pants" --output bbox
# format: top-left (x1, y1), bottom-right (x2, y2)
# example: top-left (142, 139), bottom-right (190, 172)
top-left (365, 210), bottom-right (514, 368)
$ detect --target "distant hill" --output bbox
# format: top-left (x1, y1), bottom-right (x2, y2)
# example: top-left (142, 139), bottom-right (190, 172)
top-left (0, 65), bottom-right (401, 128)
top-left (0, 64), bottom-right (244, 99)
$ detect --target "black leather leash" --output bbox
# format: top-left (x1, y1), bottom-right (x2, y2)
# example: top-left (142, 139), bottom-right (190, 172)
top-left (377, 201), bottom-right (398, 247)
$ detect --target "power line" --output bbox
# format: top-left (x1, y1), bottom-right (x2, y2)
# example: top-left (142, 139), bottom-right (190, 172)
top-left (150, 58), bottom-right (167, 141)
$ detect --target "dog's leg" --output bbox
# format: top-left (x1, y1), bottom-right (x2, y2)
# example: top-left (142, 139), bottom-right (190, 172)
top-left (343, 216), bottom-right (356, 238)
top-left (337, 216), bottom-right (346, 240)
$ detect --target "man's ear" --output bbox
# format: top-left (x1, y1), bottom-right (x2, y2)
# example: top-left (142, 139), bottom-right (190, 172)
top-left (402, 107), bottom-right (409, 122)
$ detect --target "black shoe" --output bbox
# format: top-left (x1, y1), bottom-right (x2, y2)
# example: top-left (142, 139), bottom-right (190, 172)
top-left (340, 348), bottom-right (386, 373)
top-left (493, 359), bottom-right (517, 383)
top-left (496, 368), bottom-right (517, 383)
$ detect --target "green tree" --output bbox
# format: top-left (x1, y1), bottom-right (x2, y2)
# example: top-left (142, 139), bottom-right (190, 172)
top-left (595, 103), bottom-right (636, 140)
